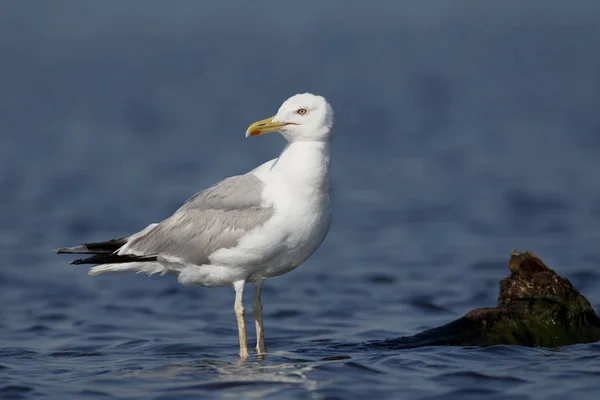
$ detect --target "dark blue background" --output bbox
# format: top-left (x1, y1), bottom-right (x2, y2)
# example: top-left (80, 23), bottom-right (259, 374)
top-left (1, 1), bottom-right (600, 399)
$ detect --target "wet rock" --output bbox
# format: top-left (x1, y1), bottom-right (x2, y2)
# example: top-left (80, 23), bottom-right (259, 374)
top-left (370, 251), bottom-right (600, 349)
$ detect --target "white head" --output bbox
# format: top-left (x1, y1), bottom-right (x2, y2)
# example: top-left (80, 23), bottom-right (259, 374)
top-left (246, 93), bottom-right (333, 142)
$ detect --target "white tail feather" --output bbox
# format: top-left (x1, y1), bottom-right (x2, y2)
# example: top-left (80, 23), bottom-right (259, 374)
top-left (88, 262), bottom-right (177, 277)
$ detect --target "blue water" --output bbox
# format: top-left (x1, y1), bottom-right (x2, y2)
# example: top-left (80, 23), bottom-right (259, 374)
top-left (2, 1), bottom-right (600, 399)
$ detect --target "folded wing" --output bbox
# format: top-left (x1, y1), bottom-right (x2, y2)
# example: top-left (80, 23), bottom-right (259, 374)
top-left (59, 174), bottom-right (274, 267)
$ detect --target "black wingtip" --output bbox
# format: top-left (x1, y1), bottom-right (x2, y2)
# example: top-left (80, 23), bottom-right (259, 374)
top-left (70, 253), bottom-right (158, 266)
top-left (56, 238), bottom-right (128, 255)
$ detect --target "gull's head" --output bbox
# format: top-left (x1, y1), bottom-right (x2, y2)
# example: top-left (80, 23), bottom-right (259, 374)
top-left (246, 93), bottom-right (333, 142)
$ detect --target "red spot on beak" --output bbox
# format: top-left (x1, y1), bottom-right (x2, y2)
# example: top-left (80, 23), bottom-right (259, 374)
top-left (249, 130), bottom-right (261, 136)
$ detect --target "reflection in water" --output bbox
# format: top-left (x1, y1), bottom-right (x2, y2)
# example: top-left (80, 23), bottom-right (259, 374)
top-left (120, 357), bottom-right (320, 398)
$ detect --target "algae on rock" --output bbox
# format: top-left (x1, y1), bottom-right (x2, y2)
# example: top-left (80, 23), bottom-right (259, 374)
top-left (367, 251), bottom-right (600, 350)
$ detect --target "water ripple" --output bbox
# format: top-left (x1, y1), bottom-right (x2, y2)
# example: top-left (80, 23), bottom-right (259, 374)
top-left (2, 2), bottom-right (600, 399)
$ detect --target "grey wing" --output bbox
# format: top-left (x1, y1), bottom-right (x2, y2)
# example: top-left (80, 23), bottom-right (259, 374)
top-left (119, 174), bottom-right (274, 265)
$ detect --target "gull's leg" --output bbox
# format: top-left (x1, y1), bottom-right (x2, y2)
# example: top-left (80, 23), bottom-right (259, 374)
top-left (233, 280), bottom-right (249, 359)
top-left (252, 279), bottom-right (267, 355)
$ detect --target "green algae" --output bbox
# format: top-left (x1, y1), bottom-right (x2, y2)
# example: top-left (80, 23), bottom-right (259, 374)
top-left (466, 251), bottom-right (600, 347)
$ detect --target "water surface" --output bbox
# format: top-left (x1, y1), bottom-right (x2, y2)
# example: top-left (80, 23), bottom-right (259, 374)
top-left (1, 2), bottom-right (600, 399)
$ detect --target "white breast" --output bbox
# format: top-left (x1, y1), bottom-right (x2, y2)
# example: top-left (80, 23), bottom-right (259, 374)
top-left (209, 140), bottom-right (332, 280)
top-left (260, 183), bottom-right (331, 277)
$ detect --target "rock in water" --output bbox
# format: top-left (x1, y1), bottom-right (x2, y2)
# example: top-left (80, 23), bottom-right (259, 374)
top-left (369, 251), bottom-right (600, 349)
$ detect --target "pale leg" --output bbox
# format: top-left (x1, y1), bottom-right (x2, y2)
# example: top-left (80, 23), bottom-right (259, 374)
top-left (252, 279), bottom-right (267, 355)
top-left (233, 280), bottom-right (249, 359)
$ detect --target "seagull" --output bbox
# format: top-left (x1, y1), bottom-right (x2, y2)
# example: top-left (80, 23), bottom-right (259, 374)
top-left (56, 93), bottom-right (334, 359)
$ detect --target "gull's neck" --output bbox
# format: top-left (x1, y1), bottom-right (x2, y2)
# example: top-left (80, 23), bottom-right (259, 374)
top-left (270, 139), bottom-right (331, 193)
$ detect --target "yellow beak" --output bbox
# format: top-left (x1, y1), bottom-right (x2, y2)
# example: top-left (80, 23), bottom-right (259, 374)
top-left (246, 116), bottom-right (284, 137)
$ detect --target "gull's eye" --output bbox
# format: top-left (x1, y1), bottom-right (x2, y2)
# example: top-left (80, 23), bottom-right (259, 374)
top-left (297, 108), bottom-right (307, 116)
